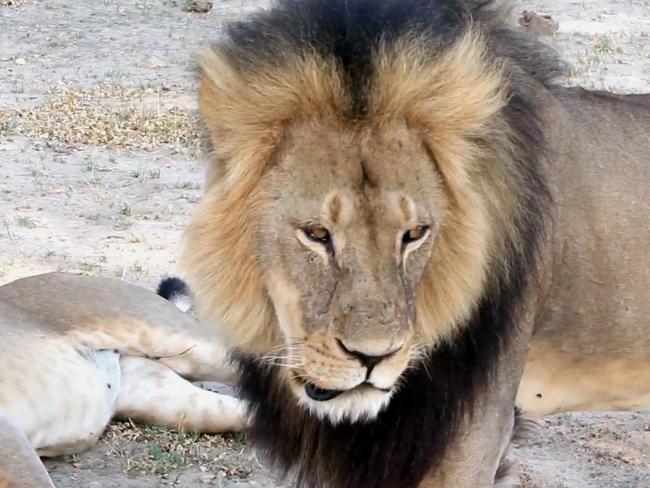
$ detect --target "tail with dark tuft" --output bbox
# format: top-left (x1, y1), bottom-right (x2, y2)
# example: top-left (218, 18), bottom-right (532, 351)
top-left (157, 276), bottom-right (192, 312)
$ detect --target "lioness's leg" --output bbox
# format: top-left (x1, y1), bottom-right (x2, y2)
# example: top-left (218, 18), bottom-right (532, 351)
top-left (150, 337), bottom-right (239, 385)
top-left (68, 321), bottom-right (239, 384)
top-left (115, 356), bottom-right (249, 433)
top-left (0, 416), bottom-right (54, 488)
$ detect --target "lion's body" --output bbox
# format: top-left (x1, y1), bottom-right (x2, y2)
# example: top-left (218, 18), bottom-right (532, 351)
top-left (519, 89), bottom-right (650, 417)
top-left (0, 273), bottom-right (248, 486)
top-left (180, 1), bottom-right (650, 487)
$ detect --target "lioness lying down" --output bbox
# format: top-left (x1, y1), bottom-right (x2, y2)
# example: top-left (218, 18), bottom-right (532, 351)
top-left (0, 273), bottom-right (249, 488)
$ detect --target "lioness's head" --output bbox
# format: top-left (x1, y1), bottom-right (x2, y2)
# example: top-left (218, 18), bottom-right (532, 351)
top-left (182, 0), bottom-right (546, 423)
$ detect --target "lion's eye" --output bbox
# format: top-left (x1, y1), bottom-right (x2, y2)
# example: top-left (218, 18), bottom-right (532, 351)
top-left (402, 225), bottom-right (430, 245)
top-left (303, 226), bottom-right (331, 245)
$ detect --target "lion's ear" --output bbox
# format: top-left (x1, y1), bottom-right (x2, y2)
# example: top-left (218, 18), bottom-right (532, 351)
top-left (195, 47), bottom-right (346, 188)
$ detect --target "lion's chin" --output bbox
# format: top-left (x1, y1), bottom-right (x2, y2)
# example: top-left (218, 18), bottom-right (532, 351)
top-left (290, 380), bottom-right (395, 424)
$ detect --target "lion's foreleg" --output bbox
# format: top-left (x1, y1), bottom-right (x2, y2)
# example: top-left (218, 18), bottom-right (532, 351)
top-left (115, 356), bottom-right (249, 433)
top-left (419, 308), bottom-right (538, 488)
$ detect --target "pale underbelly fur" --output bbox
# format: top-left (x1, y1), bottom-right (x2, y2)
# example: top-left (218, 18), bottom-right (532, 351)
top-left (517, 343), bottom-right (650, 418)
top-left (0, 335), bottom-right (120, 456)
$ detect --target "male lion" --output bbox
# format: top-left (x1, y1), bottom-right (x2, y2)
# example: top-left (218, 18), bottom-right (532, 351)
top-left (0, 273), bottom-right (248, 487)
top-left (182, 0), bottom-right (650, 486)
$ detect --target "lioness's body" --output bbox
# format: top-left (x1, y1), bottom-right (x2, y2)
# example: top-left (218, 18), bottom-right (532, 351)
top-left (0, 273), bottom-right (247, 486)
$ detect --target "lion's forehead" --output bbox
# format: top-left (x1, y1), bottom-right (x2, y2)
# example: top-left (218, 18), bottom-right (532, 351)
top-left (268, 120), bottom-right (442, 224)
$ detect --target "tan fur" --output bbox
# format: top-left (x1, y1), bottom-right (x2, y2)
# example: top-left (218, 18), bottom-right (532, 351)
top-left (183, 29), bottom-right (511, 354)
top-left (182, 12), bottom-right (650, 485)
top-left (518, 342), bottom-right (650, 417)
top-left (0, 417), bottom-right (53, 488)
top-left (182, 26), bottom-right (539, 425)
top-left (185, 48), bottom-right (350, 355)
top-left (0, 273), bottom-right (249, 484)
top-left (116, 357), bottom-right (248, 433)
top-left (371, 31), bottom-right (517, 344)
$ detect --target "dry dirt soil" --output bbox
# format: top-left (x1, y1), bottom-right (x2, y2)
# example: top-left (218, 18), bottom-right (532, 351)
top-left (1, 0), bottom-right (649, 487)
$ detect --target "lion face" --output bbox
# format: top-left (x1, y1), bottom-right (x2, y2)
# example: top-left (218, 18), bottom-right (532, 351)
top-left (185, 28), bottom-right (509, 426)
top-left (255, 121), bottom-right (446, 422)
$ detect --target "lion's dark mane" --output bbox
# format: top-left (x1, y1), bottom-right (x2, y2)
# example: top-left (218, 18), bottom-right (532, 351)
top-left (224, 1), bottom-right (560, 487)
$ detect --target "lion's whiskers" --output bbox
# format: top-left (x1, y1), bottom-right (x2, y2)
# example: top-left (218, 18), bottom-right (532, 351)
top-left (255, 352), bottom-right (305, 370)
top-left (265, 339), bottom-right (307, 354)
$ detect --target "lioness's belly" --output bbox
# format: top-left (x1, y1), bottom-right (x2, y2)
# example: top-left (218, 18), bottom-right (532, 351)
top-left (517, 340), bottom-right (650, 418)
top-left (0, 325), bottom-right (120, 455)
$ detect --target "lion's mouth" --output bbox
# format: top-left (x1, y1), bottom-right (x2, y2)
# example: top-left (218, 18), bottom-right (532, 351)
top-left (304, 383), bottom-right (344, 401)
top-left (303, 381), bottom-right (391, 402)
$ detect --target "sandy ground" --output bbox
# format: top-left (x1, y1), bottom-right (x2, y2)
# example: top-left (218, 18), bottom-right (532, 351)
top-left (1, 0), bottom-right (649, 486)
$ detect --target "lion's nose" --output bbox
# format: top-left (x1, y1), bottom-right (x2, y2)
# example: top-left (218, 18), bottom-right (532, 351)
top-left (336, 338), bottom-right (402, 376)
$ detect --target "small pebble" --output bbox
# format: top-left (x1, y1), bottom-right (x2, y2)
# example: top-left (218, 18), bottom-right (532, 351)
top-left (182, 0), bottom-right (213, 14)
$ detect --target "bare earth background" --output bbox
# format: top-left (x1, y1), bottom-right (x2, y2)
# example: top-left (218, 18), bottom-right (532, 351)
top-left (1, 0), bottom-right (649, 486)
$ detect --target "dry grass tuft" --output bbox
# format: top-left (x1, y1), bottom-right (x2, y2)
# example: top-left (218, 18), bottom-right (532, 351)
top-left (0, 110), bottom-right (17, 134)
top-left (102, 421), bottom-right (256, 478)
top-left (569, 34), bottom-right (623, 79)
top-left (0, 0), bottom-right (28, 6)
top-left (7, 84), bottom-right (203, 153)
